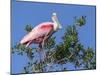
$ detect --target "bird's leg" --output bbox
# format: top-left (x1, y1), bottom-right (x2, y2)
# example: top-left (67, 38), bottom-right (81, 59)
top-left (38, 31), bottom-right (52, 62)
top-left (38, 43), bottom-right (42, 51)
top-left (41, 31), bottom-right (53, 59)
top-left (42, 35), bottom-right (49, 48)
top-left (41, 35), bottom-right (50, 61)
top-left (38, 43), bottom-right (45, 63)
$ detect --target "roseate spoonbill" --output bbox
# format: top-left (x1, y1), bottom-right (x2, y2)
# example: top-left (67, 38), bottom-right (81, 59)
top-left (20, 13), bottom-right (62, 49)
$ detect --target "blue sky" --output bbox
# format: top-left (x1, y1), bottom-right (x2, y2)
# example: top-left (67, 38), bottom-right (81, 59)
top-left (11, 0), bottom-right (96, 74)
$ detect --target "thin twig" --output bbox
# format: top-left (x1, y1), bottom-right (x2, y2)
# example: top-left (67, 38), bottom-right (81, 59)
top-left (47, 50), bottom-right (56, 59)
top-left (46, 53), bottom-right (74, 71)
top-left (47, 57), bottom-right (68, 71)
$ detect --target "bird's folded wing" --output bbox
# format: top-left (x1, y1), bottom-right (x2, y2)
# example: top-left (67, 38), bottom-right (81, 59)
top-left (20, 23), bottom-right (54, 44)
top-left (20, 30), bottom-right (37, 44)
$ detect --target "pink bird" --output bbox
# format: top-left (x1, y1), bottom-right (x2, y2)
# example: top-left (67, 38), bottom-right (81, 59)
top-left (20, 13), bottom-right (62, 49)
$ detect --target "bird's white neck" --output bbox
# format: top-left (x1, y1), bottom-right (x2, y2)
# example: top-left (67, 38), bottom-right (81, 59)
top-left (53, 21), bottom-right (59, 31)
top-left (52, 14), bottom-right (62, 31)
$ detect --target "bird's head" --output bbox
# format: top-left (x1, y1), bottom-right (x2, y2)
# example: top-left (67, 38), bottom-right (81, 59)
top-left (52, 12), bottom-right (62, 31)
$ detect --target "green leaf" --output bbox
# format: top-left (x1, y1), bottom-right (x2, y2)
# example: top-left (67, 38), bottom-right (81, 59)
top-left (25, 25), bottom-right (33, 32)
top-left (75, 16), bottom-right (86, 26)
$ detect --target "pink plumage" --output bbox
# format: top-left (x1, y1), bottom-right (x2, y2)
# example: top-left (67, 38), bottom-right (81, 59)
top-left (20, 22), bottom-right (54, 46)
top-left (20, 13), bottom-right (62, 47)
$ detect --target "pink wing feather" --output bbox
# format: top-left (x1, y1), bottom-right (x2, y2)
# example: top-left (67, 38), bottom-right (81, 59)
top-left (20, 22), bottom-right (54, 45)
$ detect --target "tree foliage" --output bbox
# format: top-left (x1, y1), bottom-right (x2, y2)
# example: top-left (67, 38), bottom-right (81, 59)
top-left (12, 16), bottom-right (96, 74)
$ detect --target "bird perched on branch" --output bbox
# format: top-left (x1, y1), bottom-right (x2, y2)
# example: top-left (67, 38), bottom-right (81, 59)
top-left (20, 12), bottom-right (62, 49)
